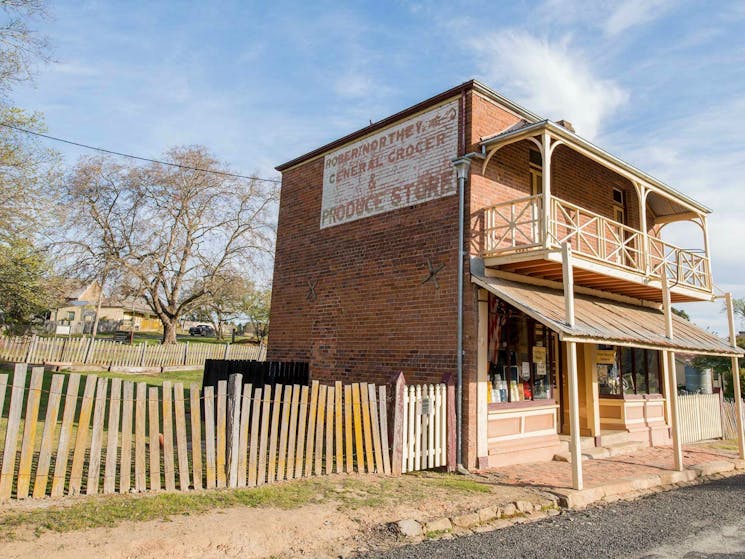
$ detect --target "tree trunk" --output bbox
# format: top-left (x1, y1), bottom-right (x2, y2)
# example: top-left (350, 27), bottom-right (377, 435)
top-left (161, 319), bottom-right (178, 344)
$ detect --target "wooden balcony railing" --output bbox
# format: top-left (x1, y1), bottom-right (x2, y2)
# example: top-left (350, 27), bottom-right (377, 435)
top-left (482, 194), bottom-right (712, 292)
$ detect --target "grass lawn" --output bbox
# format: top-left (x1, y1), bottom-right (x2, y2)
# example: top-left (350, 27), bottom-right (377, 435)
top-left (50, 331), bottom-right (259, 346)
top-left (0, 473), bottom-right (491, 539)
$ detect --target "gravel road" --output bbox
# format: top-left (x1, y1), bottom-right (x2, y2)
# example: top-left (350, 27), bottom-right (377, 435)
top-left (360, 474), bottom-right (745, 559)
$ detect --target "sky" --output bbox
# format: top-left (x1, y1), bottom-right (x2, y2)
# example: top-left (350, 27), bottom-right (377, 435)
top-left (11, 0), bottom-right (745, 336)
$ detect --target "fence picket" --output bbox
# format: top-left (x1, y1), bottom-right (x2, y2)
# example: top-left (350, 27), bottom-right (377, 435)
top-left (368, 384), bottom-right (384, 474)
top-left (189, 383), bottom-right (202, 490)
top-left (204, 385), bottom-right (216, 489)
top-left (294, 385), bottom-right (309, 479)
top-left (237, 383), bottom-right (253, 487)
top-left (226, 374), bottom-right (242, 488)
top-left (162, 381), bottom-right (175, 491)
top-left (0, 364), bottom-right (27, 499)
top-left (334, 382), bottom-right (343, 473)
top-left (120, 381), bottom-right (134, 493)
top-left (148, 387), bottom-right (161, 491)
top-left (257, 385), bottom-right (272, 485)
top-left (85, 377), bottom-right (108, 495)
top-left (304, 381), bottom-right (319, 477)
top-left (325, 386), bottom-right (335, 474)
top-left (351, 383), bottom-right (365, 473)
top-left (267, 383), bottom-right (282, 482)
top-left (216, 380), bottom-right (227, 488)
top-left (379, 385), bottom-right (391, 475)
top-left (314, 384), bottom-right (326, 476)
top-left (344, 384), bottom-right (353, 473)
top-left (135, 382), bottom-right (147, 492)
top-left (277, 384), bottom-right (292, 481)
top-left (51, 373), bottom-right (81, 497)
top-left (286, 385), bottom-right (300, 480)
top-left (173, 383), bottom-right (190, 491)
top-left (102, 378), bottom-right (122, 494)
top-left (248, 386), bottom-right (262, 487)
top-left (69, 374), bottom-right (97, 495)
top-left (360, 383), bottom-right (375, 473)
top-left (16, 367), bottom-right (44, 498)
top-left (33, 374), bottom-right (65, 497)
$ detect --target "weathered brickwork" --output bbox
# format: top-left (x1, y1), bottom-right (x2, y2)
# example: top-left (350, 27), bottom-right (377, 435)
top-left (269, 83), bottom-right (663, 468)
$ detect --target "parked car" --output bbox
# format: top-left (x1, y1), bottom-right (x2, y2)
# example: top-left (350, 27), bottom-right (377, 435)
top-left (189, 324), bottom-right (214, 336)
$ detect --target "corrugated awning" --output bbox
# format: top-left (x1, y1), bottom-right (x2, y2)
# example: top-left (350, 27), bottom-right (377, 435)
top-left (472, 274), bottom-right (743, 357)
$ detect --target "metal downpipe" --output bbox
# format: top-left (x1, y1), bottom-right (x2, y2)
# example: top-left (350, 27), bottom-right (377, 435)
top-left (453, 157), bottom-right (471, 471)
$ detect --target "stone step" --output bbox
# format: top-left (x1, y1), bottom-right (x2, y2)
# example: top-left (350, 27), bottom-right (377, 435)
top-left (557, 436), bottom-right (596, 451)
top-left (605, 440), bottom-right (648, 457)
top-left (597, 431), bottom-right (636, 447)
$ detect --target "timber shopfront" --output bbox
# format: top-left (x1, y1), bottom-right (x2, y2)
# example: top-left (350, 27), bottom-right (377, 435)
top-left (474, 273), bottom-right (740, 471)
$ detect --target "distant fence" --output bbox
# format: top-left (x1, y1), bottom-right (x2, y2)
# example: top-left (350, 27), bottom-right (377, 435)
top-left (0, 335), bottom-right (265, 369)
top-left (721, 398), bottom-right (745, 441)
top-left (202, 360), bottom-right (310, 391)
top-left (0, 364), bottom-right (392, 500)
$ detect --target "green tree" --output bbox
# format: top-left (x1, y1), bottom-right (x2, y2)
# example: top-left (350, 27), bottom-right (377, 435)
top-left (0, 237), bottom-right (57, 333)
top-left (241, 286), bottom-right (271, 341)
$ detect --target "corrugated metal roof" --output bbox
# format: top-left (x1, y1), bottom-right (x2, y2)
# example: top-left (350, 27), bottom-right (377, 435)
top-left (472, 275), bottom-right (743, 357)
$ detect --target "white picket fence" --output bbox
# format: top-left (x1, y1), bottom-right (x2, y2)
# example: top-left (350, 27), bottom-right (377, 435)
top-left (401, 383), bottom-right (447, 473)
top-left (678, 393), bottom-right (723, 444)
top-left (0, 335), bottom-right (265, 369)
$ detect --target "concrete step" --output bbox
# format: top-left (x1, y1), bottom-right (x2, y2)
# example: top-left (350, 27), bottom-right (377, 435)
top-left (605, 440), bottom-right (648, 457)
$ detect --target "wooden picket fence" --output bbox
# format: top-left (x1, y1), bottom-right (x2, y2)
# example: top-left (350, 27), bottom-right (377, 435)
top-left (721, 398), bottom-right (745, 441)
top-left (0, 363), bottom-right (391, 500)
top-left (678, 393), bottom-right (723, 444)
top-left (401, 383), bottom-right (448, 473)
top-left (0, 335), bottom-right (265, 369)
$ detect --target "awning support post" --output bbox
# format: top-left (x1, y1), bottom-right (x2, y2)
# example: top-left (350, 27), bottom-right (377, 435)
top-left (477, 289), bottom-right (489, 464)
top-left (661, 272), bottom-right (683, 471)
top-left (562, 242), bottom-right (583, 490)
top-left (726, 292), bottom-right (745, 460)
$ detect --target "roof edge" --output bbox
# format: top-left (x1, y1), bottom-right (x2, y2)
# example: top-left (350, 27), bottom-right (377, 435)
top-left (480, 120), bottom-right (711, 215)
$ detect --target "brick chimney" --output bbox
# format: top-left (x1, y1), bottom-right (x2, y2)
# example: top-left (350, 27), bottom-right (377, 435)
top-left (556, 119), bottom-right (575, 133)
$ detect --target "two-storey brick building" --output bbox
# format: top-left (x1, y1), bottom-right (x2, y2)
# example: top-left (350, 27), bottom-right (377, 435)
top-left (269, 80), bottom-right (744, 486)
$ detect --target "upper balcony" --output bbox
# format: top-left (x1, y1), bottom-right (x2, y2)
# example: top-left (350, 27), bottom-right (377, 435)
top-left (474, 120), bottom-right (715, 303)
top-left (478, 193), bottom-right (712, 302)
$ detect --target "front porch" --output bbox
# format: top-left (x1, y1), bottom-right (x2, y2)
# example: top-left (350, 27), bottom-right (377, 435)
top-left (472, 269), bottom-right (744, 489)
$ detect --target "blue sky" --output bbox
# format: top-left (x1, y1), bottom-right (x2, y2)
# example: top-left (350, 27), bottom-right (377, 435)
top-left (13, 0), bottom-right (745, 335)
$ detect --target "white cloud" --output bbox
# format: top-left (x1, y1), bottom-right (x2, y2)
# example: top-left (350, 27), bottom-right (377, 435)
top-left (538, 0), bottom-right (674, 36)
top-left (471, 31), bottom-right (628, 138)
top-left (603, 0), bottom-right (673, 36)
top-left (334, 72), bottom-right (376, 99)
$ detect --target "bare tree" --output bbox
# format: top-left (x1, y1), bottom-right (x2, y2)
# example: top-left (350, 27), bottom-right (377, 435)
top-left (63, 146), bottom-right (277, 343)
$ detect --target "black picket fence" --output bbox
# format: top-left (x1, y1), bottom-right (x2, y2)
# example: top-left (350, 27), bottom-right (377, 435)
top-left (202, 359), bottom-right (310, 391)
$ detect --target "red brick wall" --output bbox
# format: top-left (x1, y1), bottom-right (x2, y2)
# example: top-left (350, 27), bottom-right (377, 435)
top-left (268, 136), bottom-right (461, 388)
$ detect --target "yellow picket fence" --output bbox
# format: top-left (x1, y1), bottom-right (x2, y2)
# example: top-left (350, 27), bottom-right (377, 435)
top-left (0, 364), bottom-right (390, 500)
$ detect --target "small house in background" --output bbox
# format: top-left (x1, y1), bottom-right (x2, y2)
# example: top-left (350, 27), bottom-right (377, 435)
top-left (268, 80), bottom-right (744, 486)
top-left (48, 281), bottom-right (161, 334)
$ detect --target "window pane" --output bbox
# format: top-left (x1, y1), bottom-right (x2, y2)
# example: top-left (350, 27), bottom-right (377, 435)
top-left (647, 350), bottom-right (661, 394)
top-left (621, 347), bottom-right (635, 394)
top-left (635, 349), bottom-right (647, 394)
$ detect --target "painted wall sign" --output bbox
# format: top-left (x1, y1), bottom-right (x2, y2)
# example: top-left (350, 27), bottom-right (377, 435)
top-left (320, 99), bottom-right (459, 228)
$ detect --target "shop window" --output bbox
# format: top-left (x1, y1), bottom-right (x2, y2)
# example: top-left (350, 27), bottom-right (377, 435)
top-left (488, 297), bottom-right (555, 404)
top-left (598, 345), bottom-right (662, 397)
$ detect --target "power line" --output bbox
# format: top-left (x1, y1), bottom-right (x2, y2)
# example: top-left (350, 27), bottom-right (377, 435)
top-left (0, 121), bottom-right (281, 183)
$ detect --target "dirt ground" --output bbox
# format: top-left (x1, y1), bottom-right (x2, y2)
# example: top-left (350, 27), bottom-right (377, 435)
top-left (0, 473), bottom-right (544, 559)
